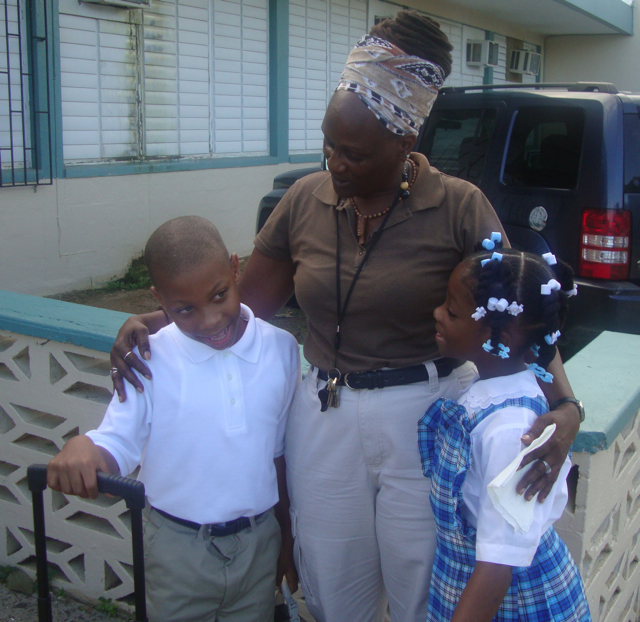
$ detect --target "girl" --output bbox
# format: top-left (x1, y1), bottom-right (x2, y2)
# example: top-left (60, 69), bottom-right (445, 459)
top-left (419, 234), bottom-right (591, 622)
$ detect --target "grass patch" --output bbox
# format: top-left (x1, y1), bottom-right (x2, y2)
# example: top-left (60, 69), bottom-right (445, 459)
top-left (103, 254), bottom-right (152, 292)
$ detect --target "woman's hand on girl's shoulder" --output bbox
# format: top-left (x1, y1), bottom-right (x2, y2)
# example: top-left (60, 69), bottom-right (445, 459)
top-left (515, 402), bottom-right (581, 502)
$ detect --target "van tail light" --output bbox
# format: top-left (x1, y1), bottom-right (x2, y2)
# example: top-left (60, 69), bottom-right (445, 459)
top-left (578, 209), bottom-right (631, 280)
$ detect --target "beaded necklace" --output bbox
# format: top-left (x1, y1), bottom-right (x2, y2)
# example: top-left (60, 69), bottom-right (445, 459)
top-left (351, 158), bottom-right (419, 245)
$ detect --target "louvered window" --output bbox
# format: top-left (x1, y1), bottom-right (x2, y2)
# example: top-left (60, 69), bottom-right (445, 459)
top-left (289, 0), bottom-right (366, 154)
top-left (59, 0), bottom-right (269, 164)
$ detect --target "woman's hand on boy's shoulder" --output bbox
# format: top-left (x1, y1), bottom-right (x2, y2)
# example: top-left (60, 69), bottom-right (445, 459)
top-left (47, 436), bottom-right (117, 500)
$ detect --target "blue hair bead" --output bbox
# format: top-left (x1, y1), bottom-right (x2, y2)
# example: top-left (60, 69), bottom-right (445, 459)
top-left (491, 232), bottom-right (502, 243)
top-left (482, 340), bottom-right (494, 353)
top-left (497, 343), bottom-right (510, 359)
top-left (482, 239), bottom-right (495, 250)
top-left (530, 344), bottom-right (540, 357)
top-left (491, 252), bottom-right (503, 262)
top-left (528, 363), bottom-right (554, 383)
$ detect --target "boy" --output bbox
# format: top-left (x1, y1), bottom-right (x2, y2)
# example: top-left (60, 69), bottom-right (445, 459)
top-left (47, 216), bottom-right (300, 622)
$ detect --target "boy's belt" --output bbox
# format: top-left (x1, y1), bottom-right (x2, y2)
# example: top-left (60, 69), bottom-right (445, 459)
top-left (316, 358), bottom-right (464, 390)
top-left (153, 507), bottom-right (266, 537)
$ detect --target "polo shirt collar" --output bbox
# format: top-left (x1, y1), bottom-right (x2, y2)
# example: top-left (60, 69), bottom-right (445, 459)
top-left (168, 303), bottom-right (262, 364)
top-left (310, 152), bottom-right (446, 213)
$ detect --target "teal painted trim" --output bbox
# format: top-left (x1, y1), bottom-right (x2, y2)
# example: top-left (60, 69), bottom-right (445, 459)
top-left (289, 153), bottom-right (322, 164)
top-left (1, 168), bottom-right (38, 185)
top-left (0, 291), bottom-right (132, 353)
top-left (64, 155), bottom-right (281, 178)
top-left (483, 31), bottom-right (494, 85)
top-left (567, 331), bottom-right (640, 454)
top-left (269, 0), bottom-right (289, 161)
top-left (552, 0), bottom-right (633, 35)
top-left (51, 0), bottom-right (64, 179)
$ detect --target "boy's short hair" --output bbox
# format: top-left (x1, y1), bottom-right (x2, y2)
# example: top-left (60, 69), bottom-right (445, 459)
top-left (144, 216), bottom-right (229, 285)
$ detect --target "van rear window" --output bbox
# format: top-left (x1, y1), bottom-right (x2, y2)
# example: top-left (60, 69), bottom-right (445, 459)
top-left (420, 108), bottom-right (497, 186)
top-left (502, 107), bottom-right (585, 190)
top-left (624, 113), bottom-right (640, 194)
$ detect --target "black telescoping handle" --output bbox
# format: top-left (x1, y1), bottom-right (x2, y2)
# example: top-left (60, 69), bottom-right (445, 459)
top-left (27, 464), bottom-right (148, 622)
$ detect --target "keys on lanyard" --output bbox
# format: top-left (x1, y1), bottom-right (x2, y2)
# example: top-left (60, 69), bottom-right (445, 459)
top-left (318, 369), bottom-right (341, 412)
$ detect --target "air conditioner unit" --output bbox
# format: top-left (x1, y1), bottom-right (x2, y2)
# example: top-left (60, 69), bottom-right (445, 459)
top-left (509, 49), bottom-right (541, 76)
top-left (466, 40), bottom-right (500, 68)
top-left (81, 0), bottom-right (149, 9)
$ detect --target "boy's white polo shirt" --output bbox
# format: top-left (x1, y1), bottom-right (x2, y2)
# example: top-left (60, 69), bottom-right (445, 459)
top-left (88, 304), bottom-right (300, 524)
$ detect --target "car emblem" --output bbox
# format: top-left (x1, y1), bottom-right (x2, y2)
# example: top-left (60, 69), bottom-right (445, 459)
top-left (529, 206), bottom-right (548, 231)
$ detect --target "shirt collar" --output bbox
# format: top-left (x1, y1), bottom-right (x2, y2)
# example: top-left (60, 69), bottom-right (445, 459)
top-left (168, 303), bottom-right (262, 364)
top-left (462, 369), bottom-right (543, 411)
top-left (311, 152), bottom-right (446, 213)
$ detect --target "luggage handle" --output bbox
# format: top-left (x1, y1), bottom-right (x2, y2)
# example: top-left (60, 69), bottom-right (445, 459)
top-left (27, 464), bottom-right (148, 622)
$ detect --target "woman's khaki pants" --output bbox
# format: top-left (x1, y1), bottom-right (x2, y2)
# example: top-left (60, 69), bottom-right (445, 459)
top-left (285, 362), bottom-right (477, 622)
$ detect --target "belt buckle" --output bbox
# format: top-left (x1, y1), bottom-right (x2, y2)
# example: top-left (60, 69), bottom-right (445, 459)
top-left (343, 372), bottom-right (354, 389)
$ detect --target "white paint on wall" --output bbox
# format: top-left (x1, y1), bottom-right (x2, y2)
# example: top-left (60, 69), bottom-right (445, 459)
top-left (0, 161), bottom-right (306, 295)
top-left (544, 1), bottom-right (640, 93)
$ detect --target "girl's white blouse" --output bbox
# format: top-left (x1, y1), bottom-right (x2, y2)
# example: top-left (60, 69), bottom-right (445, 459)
top-left (458, 369), bottom-right (572, 567)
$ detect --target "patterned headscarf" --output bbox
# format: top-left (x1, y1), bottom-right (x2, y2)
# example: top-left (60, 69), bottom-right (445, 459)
top-left (336, 34), bottom-right (445, 136)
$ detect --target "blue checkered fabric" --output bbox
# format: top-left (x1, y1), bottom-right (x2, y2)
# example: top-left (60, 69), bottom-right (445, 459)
top-left (418, 397), bottom-right (591, 621)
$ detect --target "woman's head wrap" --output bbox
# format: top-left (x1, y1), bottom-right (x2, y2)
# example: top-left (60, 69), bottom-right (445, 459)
top-left (336, 34), bottom-right (445, 137)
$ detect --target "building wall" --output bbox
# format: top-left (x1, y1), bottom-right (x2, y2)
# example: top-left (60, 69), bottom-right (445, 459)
top-left (0, 161), bottom-right (301, 295)
top-left (544, 1), bottom-right (639, 92)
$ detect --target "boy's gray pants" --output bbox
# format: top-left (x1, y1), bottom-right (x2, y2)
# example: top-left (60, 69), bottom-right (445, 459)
top-left (143, 505), bottom-right (280, 622)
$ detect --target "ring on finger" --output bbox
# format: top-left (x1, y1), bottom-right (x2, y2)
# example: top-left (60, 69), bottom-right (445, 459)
top-left (123, 350), bottom-right (135, 363)
top-left (539, 459), bottom-right (552, 476)
top-left (109, 367), bottom-right (120, 378)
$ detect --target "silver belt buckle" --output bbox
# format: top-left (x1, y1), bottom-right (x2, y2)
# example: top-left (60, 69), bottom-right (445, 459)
top-left (343, 372), bottom-right (355, 389)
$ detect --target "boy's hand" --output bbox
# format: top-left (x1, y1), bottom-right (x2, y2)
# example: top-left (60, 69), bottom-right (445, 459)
top-left (47, 436), bottom-right (117, 499)
top-left (277, 530), bottom-right (298, 594)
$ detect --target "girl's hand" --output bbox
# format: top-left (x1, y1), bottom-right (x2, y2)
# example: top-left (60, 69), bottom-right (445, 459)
top-left (110, 311), bottom-right (167, 401)
top-left (516, 401), bottom-right (581, 502)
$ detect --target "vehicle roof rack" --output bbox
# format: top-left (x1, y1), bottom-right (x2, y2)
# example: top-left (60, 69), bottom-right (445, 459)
top-left (440, 82), bottom-right (618, 95)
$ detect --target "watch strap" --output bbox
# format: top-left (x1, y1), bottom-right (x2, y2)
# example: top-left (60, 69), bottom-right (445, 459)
top-left (550, 396), bottom-right (585, 423)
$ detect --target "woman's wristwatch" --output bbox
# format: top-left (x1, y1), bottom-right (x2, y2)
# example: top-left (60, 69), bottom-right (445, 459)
top-left (550, 397), bottom-right (585, 423)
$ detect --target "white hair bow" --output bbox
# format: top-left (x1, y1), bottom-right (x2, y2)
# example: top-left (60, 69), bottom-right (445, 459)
top-left (507, 302), bottom-right (524, 316)
top-left (471, 306), bottom-right (487, 321)
top-left (541, 279), bottom-right (562, 295)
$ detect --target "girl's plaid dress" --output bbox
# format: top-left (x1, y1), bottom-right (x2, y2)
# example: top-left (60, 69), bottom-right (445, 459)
top-left (418, 396), bottom-right (591, 622)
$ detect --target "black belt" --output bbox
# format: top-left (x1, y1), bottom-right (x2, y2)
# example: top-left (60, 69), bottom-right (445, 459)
top-left (153, 507), bottom-right (266, 538)
top-left (317, 358), bottom-right (464, 390)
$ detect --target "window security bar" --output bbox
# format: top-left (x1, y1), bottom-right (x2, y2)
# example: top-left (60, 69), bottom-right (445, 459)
top-left (0, 0), bottom-right (52, 187)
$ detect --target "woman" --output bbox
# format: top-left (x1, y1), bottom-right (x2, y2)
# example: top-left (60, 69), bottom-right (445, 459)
top-left (110, 12), bottom-right (582, 622)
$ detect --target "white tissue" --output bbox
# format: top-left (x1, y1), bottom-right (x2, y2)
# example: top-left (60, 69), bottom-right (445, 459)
top-left (487, 424), bottom-right (557, 533)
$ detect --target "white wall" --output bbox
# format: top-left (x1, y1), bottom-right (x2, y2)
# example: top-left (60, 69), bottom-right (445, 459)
top-left (0, 161), bottom-right (303, 295)
top-left (545, 1), bottom-right (640, 93)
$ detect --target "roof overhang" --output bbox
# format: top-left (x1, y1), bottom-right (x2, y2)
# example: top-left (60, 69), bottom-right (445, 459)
top-left (450, 0), bottom-right (634, 35)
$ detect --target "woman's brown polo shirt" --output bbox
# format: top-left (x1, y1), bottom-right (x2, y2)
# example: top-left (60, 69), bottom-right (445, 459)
top-left (254, 153), bottom-right (506, 373)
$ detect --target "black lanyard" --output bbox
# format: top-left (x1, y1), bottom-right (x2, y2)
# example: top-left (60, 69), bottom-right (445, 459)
top-left (332, 191), bottom-right (402, 367)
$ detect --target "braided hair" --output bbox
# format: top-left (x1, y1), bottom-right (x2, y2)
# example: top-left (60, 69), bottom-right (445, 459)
top-left (369, 10), bottom-right (453, 78)
top-left (464, 240), bottom-right (576, 381)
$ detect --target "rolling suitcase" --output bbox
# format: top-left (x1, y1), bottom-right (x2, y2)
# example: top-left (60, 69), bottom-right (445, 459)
top-left (27, 464), bottom-right (148, 622)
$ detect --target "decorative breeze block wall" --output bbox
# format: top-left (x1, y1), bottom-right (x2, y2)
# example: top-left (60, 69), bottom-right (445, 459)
top-left (0, 329), bottom-right (136, 603)
top-left (556, 407), bottom-right (640, 622)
